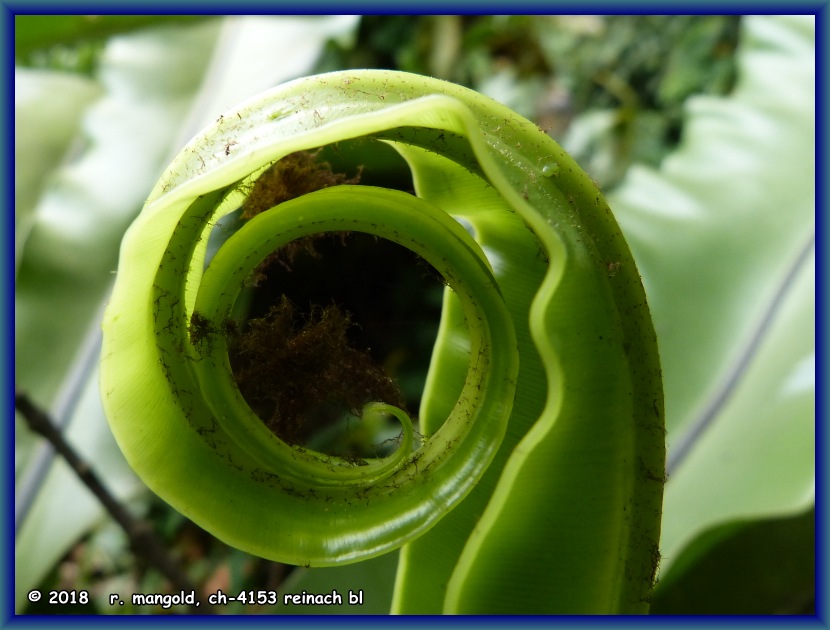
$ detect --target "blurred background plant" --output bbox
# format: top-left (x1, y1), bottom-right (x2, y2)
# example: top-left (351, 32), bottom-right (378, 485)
top-left (14, 14), bottom-right (814, 615)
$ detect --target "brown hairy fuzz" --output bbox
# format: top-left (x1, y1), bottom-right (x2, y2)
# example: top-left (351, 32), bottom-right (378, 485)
top-left (228, 296), bottom-right (407, 447)
top-left (241, 149), bottom-right (361, 282)
top-left (241, 149), bottom-right (361, 219)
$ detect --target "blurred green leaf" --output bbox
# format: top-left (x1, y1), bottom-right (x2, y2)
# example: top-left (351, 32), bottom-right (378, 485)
top-left (534, 15), bottom-right (740, 113)
top-left (15, 18), bottom-right (222, 408)
top-left (14, 70), bottom-right (102, 264)
top-left (608, 14), bottom-right (814, 588)
top-left (658, 16), bottom-right (740, 106)
top-left (275, 552), bottom-right (398, 615)
top-left (15, 18), bottom-right (223, 610)
top-left (651, 508), bottom-right (814, 614)
top-left (14, 15), bottom-right (364, 613)
top-left (15, 15), bottom-right (209, 60)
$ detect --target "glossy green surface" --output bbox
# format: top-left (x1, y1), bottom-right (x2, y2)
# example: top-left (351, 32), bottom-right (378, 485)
top-left (100, 70), bottom-right (664, 612)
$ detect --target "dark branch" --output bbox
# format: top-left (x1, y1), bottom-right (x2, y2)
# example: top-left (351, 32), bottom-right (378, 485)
top-left (15, 390), bottom-right (211, 612)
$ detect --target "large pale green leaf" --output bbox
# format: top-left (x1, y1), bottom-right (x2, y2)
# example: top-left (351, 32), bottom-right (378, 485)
top-left (15, 16), bottom-right (360, 612)
top-left (14, 18), bottom-right (223, 610)
top-left (15, 19), bottom-right (223, 409)
top-left (607, 14), bottom-right (814, 584)
top-left (14, 70), bottom-right (102, 267)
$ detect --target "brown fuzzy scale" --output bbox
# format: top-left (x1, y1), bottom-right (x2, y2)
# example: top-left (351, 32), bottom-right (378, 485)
top-left (227, 296), bottom-right (408, 447)
top-left (226, 149), bottom-right (406, 447)
top-left (241, 149), bottom-right (361, 218)
top-left (241, 149), bottom-right (361, 284)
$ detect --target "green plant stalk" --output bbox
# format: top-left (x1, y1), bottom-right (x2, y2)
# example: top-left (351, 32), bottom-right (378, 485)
top-left (100, 70), bottom-right (663, 613)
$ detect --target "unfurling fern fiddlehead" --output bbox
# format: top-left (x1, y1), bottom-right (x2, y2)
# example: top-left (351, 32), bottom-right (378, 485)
top-left (100, 70), bottom-right (664, 614)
